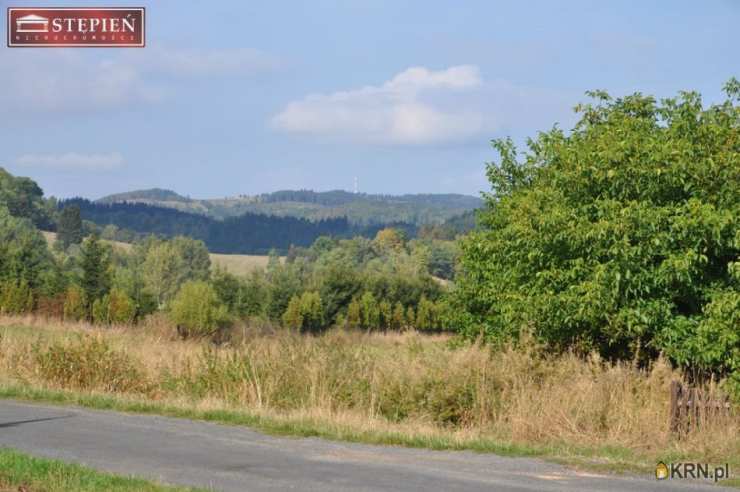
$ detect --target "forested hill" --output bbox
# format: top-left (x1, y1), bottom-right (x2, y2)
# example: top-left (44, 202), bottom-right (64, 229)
top-left (98, 188), bottom-right (190, 203)
top-left (96, 188), bottom-right (482, 226)
top-left (62, 198), bottom-right (413, 254)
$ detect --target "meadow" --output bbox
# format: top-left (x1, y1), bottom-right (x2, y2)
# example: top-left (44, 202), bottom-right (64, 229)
top-left (0, 314), bottom-right (737, 482)
top-left (42, 231), bottom-right (278, 276)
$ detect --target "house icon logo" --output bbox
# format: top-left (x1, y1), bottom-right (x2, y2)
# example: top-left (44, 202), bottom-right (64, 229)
top-left (16, 14), bottom-right (49, 33)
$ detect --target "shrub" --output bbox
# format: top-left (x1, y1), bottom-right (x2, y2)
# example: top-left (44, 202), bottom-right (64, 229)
top-left (298, 291), bottom-right (324, 331)
top-left (33, 335), bottom-right (149, 393)
top-left (169, 280), bottom-right (230, 338)
top-left (0, 279), bottom-right (33, 314)
top-left (281, 291), bottom-right (324, 331)
top-left (391, 302), bottom-right (405, 330)
top-left (405, 306), bottom-right (415, 330)
top-left (63, 285), bottom-right (87, 321)
top-left (282, 295), bottom-right (303, 330)
top-left (455, 81), bottom-right (740, 376)
top-left (91, 297), bottom-right (109, 325)
top-left (346, 297), bottom-right (361, 329)
top-left (415, 295), bottom-right (437, 331)
top-left (379, 300), bottom-right (392, 330)
top-left (107, 288), bottom-right (136, 324)
top-left (359, 291), bottom-right (380, 329)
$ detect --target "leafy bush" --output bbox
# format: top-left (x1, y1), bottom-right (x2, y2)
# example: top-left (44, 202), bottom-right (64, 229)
top-left (169, 280), bottom-right (230, 338)
top-left (0, 279), bottom-right (33, 315)
top-left (455, 81), bottom-right (740, 377)
top-left (107, 288), bottom-right (137, 324)
top-left (282, 295), bottom-right (303, 329)
top-left (282, 291), bottom-right (324, 331)
top-left (359, 291), bottom-right (380, 329)
top-left (91, 297), bottom-right (109, 325)
top-left (63, 285), bottom-right (87, 321)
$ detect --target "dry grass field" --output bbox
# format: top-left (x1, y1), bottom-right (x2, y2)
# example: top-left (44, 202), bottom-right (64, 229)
top-left (41, 232), bottom-right (281, 276)
top-left (0, 314), bottom-right (736, 478)
top-left (209, 253), bottom-right (281, 276)
top-left (41, 231), bottom-right (132, 253)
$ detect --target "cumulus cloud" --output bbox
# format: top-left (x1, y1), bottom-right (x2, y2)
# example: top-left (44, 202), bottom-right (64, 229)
top-left (272, 65), bottom-right (487, 145)
top-left (0, 46), bottom-right (278, 114)
top-left (16, 152), bottom-right (125, 170)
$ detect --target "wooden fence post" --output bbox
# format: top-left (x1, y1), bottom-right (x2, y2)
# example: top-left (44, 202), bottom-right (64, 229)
top-left (670, 381), bottom-right (733, 437)
top-left (669, 380), bottom-right (680, 434)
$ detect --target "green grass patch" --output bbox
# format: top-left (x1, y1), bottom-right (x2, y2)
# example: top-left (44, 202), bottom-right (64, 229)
top-left (0, 448), bottom-right (202, 492)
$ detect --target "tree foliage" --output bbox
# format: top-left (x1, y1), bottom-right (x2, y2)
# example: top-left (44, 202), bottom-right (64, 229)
top-left (79, 234), bottom-right (111, 314)
top-left (455, 82), bottom-right (740, 378)
top-left (56, 205), bottom-right (83, 249)
top-left (169, 280), bottom-right (230, 338)
top-left (0, 206), bottom-right (53, 292)
top-left (0, 167), bottom-right (53, 229)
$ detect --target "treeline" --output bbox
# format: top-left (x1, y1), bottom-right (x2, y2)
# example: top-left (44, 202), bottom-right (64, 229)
top-left (258, 189), bottom-right (482, 208)
top-left (62, 198), bottom-right (352, 254)
top-left (1, 167), bottom-right (454, 335)
top-left (200, 231), bottom-right (452, 335)
top-left (1, 220), bottom-right (451, 335)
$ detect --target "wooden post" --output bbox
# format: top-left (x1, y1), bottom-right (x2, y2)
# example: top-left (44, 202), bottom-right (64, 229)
top-left (669, 380), bottom-right (680, 434)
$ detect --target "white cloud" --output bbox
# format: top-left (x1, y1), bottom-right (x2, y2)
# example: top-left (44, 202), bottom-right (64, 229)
top-left (0, 46), bottom-right (278, 114)
top-left (272, 65), bottom-right (487, 145)
top-left (16, 152), bottom-right (125, 170)
top-left (0, 50), bottom-right (161, 113)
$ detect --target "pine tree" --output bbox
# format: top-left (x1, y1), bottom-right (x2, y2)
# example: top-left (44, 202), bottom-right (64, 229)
top-left (56, 205), bottom-right (83, 249)
top-left (80, 234), bottom-right (110, 316)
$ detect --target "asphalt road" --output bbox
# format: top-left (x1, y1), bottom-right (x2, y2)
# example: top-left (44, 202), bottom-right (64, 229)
top-left (0, 400), bottom-right (733, 491)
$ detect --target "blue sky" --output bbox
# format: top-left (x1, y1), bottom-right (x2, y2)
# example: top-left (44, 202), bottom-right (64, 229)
top-left (0, 0), bottom-right (737, 199)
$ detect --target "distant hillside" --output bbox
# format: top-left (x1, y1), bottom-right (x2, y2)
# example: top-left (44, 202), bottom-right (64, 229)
top-left (98, 188), bottom-right (190, 203)
top-left (61, 198), bottom-right (412, 255)
top-left (96, 188), bottom-right (482, 226)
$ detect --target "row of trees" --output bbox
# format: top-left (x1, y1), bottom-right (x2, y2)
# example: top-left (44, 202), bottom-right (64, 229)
top-left (283, 291), bottom-right (448, 332)
top-left (0, 169), bottom-right (450, 336)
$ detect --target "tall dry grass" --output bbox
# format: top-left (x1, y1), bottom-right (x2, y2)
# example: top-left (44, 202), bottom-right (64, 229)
top-left (0, 314), bottom-right (736, 468)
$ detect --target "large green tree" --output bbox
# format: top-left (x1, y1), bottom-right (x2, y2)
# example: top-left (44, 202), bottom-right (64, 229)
top-left (0, 167), bottom-right (53, 229)
top-left (79, 234), bottom-right (111, 312)
top-left (455, 81), bottom-right (739, 378)
top-left (57, 205), bottom-right (83, 249)
top-left (0, 205), bottom-right (52, 291)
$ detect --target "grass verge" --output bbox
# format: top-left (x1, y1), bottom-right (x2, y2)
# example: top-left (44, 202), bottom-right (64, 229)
top-left (0, 383), bottom-right (666, 480)
top-left (0, 448), bottom-right (203, 492)
top-left (0, 318), bottom-right (737, 487)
